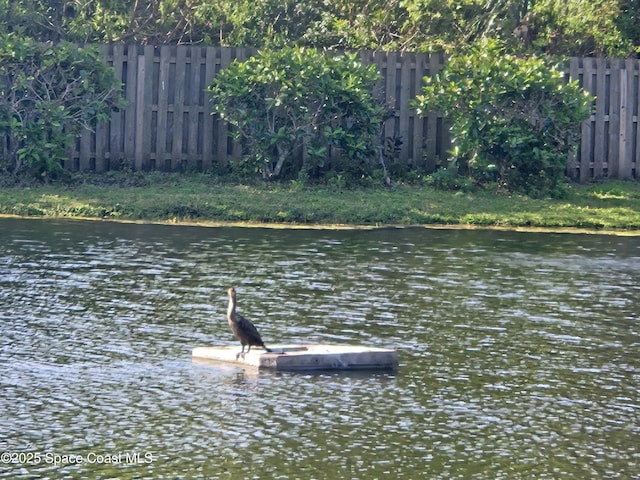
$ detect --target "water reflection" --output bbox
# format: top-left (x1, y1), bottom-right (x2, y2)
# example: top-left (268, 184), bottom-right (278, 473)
top-left (1, 218), bottom-right (639, 479)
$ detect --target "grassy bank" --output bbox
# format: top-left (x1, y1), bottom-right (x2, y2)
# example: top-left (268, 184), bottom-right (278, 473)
top-left (1, 173), bottom-right (640, 232)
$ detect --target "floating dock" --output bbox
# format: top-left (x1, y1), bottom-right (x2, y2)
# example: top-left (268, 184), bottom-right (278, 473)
top-left (192, 344), bottom-right (398, 371)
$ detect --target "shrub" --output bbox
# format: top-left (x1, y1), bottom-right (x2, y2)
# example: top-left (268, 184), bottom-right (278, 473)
top-left (413, 39), bottom-right (593, 197)
top-left (208, 46), bottom-right (384, 182)
top-left (0, 35), bottom-right (124, 180)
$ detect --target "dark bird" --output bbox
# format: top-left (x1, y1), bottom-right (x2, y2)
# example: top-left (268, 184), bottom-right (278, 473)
top-left (227, 287), bottom-right (272, 358)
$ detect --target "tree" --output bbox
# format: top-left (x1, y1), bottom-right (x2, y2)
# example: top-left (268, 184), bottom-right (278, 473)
top-left (413, 39), bottom-right (593, 197)
top-left (208, 47), bottom-right (384, 181)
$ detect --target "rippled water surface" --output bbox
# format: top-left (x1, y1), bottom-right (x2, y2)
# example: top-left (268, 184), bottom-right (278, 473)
top-left (1, 218), bottom-right (639, 479)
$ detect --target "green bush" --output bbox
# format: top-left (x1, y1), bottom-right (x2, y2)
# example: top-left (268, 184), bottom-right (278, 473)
top-left (208, 46), bottom-right (384, 182)
top-left (0, 35), bottom-right (124, 180)
top-left (413, 39), bottom-right (593, 197)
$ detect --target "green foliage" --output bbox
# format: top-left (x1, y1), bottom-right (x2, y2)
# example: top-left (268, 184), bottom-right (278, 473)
top-left (400, 0), bottom-right (523, 52)
top-left (413, 39), bottom-right (593, 197)
top-left (0, 0), bottom-right (149, 43)
top-left (208, 47), bottom-right (383, 182)
top-left (398, 0), bottom-right (636, 56)
top-left (2, 0), bottom-right (638, 56)
top-left (300, 0), bottom-right (405, 50)
top-left (529, 0), bottom-right (633, 56)
top-left (193, 0), bottom-right (325, 47)
top-left (0, 35), bottom-right (124, 179)
top-left (617, 0), bottom-right (640, 55)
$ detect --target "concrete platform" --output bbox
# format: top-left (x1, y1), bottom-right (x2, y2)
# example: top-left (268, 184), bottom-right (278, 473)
top-left (192, 344), bottom-right (399, 371)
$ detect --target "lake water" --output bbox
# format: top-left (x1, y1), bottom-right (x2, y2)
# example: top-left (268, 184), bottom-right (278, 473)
top-left (1, 218), bottom-right (639, 479)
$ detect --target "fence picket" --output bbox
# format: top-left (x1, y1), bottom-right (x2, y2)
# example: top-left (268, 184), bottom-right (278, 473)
top-left (581, 58), bottom-right (596, 182)
top-left (216, 47), bottom-right (232, 164)
top-left (632, 59), bottom-right (640, 179)
top-left (123, 46), bottom-right (138, 166)
top-left (609, 58), bottom-right (622, 178)
top-left (108, 44), bottom-right (125, 167)
top-left (202, 47), bottom-right (217, 170)
top-left (619, 59), bottom-right (630, 178)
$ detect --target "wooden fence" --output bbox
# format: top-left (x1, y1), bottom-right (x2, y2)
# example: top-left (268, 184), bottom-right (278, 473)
top-left (569, 57), bottom-right (640, 181)
top-left (68, 45), bottom-right (640, 182)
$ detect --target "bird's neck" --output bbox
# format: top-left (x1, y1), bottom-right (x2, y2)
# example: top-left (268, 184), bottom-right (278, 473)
top-left (227, 296), bottom-right (236, 317)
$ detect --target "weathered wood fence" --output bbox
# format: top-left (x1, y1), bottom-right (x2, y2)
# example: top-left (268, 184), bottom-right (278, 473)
top-left (68, 45), bottom-right (640, 182)
top-left (569, 57), bottom-right (640, 182)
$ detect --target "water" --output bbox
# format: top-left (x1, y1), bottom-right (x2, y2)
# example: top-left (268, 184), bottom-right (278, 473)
top-left (1, 217), bottom-right (639, 479)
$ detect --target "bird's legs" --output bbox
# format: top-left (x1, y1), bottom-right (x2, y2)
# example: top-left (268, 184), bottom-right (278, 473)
top-left (236, 344), bottom-right (247, 360)
top-left (236, 344), bottom-right (272, 360)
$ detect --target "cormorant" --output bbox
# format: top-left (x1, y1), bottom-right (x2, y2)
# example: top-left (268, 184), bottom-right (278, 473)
top-left (227, 287), bottom-right (272, 358)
